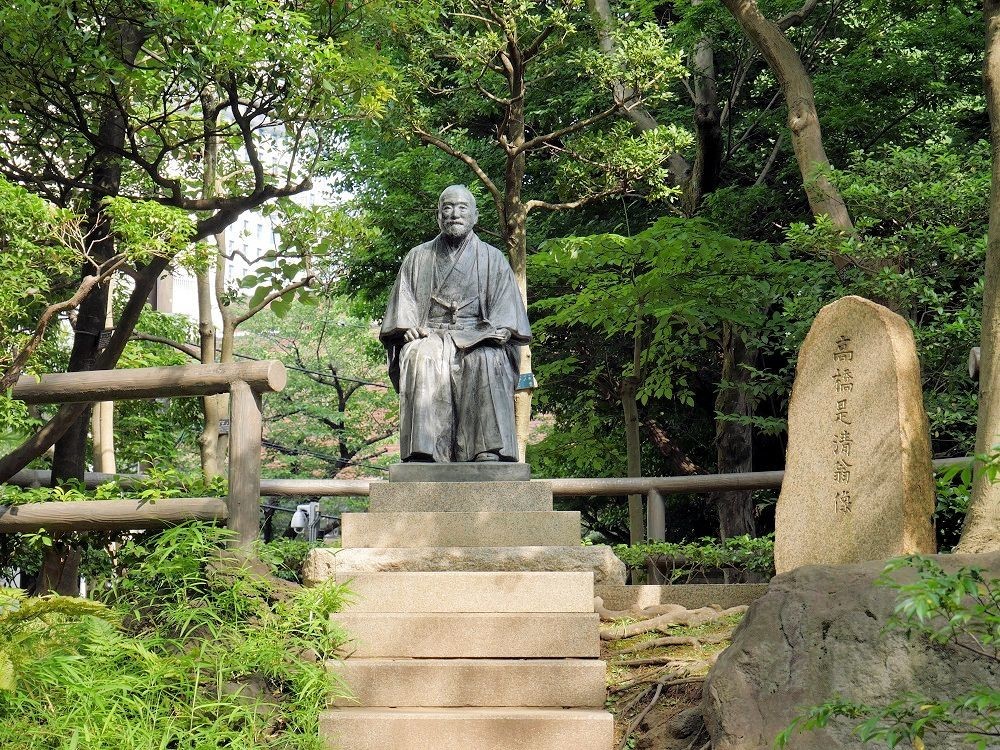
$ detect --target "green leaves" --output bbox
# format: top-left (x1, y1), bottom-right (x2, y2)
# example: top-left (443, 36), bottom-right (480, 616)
top-left (879, 556), bottom-right (1000, 654)
top-left (0, 523), bottom-right (352, 749)
top-left (240, 295), bottom-right (397, 480)
top-left (103, 198), bottom-right (195, 266)
top-left (0, 176), bottom-right (80, 379)
top-left (613, 534), bottom-right (775, 581)
top-left (0, 587), bottom-right (111, 694)
top-left (532, 216), bottom-right (777, 406)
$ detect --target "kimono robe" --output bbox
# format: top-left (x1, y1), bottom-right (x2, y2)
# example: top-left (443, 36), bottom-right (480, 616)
top-left (380, 233), bottom-right (531, 462)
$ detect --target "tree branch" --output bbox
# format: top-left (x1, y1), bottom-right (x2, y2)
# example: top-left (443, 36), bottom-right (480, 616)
top-left (1, 254), bottom-right (126, 391)
top-left (129, 332), bottom-right (201, 359)
top-left (413, 127), bottom-right (504, 211)
top-left (753, 132), bottom-right (784, 185)
top-left (475, 75), bottom-right (513, 106)
top-left (516, 100), bottom-right (624, 154)
top-left (0, 256), bottom-right (169, 483)
top-left (524, 187), bottom-right (620, 213)
top-left (234, 275), bottom-right (315, 326)
top-left (191, 178), bottom-right (312, 241)
top-left (777, 0), bottom-right (821, 31)
top-left (523, 23), bottom-right (556, 61)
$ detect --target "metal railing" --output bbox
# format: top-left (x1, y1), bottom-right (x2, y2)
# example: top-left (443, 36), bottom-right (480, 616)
top-left (9, 456), bottom-right (969, 542)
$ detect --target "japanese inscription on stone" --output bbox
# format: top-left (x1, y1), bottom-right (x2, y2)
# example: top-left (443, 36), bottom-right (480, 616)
top-left (832, 336), bottom-right (854, 514)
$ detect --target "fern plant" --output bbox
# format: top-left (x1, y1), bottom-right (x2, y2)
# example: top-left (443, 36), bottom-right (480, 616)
top-left (0, 522), bottom-right (351, 749)
top-left (0, 588), bottom-right (109, 691)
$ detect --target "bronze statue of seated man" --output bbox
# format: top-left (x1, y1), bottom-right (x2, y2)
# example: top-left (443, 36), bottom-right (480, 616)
top-left (380, 185), bottom-right (531, 463)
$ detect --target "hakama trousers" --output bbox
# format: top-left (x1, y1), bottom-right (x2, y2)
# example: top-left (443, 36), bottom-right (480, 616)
top-left (398, 331), bottom-right (518, 462)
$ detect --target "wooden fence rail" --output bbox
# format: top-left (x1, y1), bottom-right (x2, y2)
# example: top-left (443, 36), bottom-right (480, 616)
top-left (3, 362), bottom-right (286, 546)
top-left (0, 498), bottom-right (227, 533)
top-left (11, 361), bottom-right (286, 404)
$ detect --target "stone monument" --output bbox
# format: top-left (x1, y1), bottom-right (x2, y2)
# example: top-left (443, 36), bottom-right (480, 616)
top-left (311, 186), bottom-right (616, 749)
top-left (774, 295), bottom-right (936, 573)
top-left (379, 184), bottom-right (531, 465)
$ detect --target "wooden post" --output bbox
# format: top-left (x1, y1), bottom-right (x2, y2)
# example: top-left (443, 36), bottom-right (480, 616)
top-left (228, 379), bottom-right (262, 548)
top-left (646, 488), bottom-right (666, 541)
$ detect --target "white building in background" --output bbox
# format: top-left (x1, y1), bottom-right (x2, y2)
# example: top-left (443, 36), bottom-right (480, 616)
top-left (153, 211), bottom-right (280, 327)
top-left (150, 181), bottom-right (330, 328)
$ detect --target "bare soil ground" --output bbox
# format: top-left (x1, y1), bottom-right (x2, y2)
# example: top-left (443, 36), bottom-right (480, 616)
top-left (604, 611), bottom-right (746, 750)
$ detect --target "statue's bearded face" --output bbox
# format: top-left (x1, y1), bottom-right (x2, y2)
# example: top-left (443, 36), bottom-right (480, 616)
top-left (438, 187), bottom-right (478, 241)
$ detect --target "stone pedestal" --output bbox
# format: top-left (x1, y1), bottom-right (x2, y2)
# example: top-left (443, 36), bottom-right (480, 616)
top-left (304, 545), bottom-right (626, 586)
top-left (387, 461), bottom-right (531, 482)
top-left (314, 467), bottom-right (615, 750)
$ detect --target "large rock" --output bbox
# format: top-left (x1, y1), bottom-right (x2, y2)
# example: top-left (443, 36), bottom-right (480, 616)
top-left (702, 552), bottom-right (1000, 750)
top-left (303, 544), bottom-right (626, 585)
top-left (775, 296), bottom-right (936, 572)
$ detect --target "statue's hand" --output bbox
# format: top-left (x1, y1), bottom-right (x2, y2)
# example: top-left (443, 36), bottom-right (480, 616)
top-left (403, 327), bottom-right (428, 343)
top-left (495, 328), bottom-right (511, 344)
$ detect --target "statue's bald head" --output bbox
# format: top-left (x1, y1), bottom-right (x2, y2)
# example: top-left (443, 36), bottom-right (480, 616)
top-left (439, 184), bottom-right (477, 210)
top-left (438, 184), bottom-right (478, 242)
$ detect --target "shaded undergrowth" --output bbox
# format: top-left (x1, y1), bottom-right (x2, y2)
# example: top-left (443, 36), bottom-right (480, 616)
top-left (0, 523), bottom-right (350, 749)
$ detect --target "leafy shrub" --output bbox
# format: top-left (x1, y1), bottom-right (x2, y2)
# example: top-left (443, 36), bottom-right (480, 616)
top-left (0, 469), bottom-right (229, 584)
top-left (613, 534), bottom-right (775, 583)
top-left (0, 467), bottom-right (227, 507)
top-left (257, 538), bottom-right (321, 584)
top-left (0, 522), bottom-right (351, 749)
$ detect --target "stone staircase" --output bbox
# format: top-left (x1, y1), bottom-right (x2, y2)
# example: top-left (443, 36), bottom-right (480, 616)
top-left (317, 464), bottom-right (614, 750)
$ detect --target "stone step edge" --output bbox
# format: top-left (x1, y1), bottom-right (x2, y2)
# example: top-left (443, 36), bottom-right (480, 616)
top-left (319, 708), bottom-right (614, 750)
top-left (328, 658), bottom-right (608, 708)
top-left (335, 570), bottom-right (595, 613)
top-left (303, 544), bottom-right (627, 586)
top-left (322, 707), bottom-right (612, 715)
top-left (340, 510), bottom-right (581, 549)
top-left (329, 611), bottom-right (601, 658)
top-left (328, 657), bottom-right (606, 662)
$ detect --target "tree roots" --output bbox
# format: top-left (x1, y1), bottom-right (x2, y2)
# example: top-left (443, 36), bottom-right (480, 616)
top-left (595, 596), bottom-right (748, 640)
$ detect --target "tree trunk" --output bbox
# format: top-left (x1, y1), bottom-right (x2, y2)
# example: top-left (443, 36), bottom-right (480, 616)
top-left (91, 276), bottom-right (116, 474)
top-left (710, 323), bottom-right (757, 539)
top-left (214, 228), bottom-right (234, 462)
top-left (198, 268), bottom-right (223, 479)
top-left (721, 0), bottom-right (854, 242)
top-left (504, 48), bottom-right (534, 461)
top-left (622, 323), bottom-right (645, 545)
top-left (36, 543), bottom-right (82, 596)
top-left (198, 88), bottom-right (223, 480)
top-left (958, 1), bottom-right (1000, 553)
top-left (51, 21), bottom-right (142, 485)
top-left (642, 419), bottom-right (703, 475)
top-left (686, 0), bottom-right (723, 212)
top-left (621, 375), bottom-right (645, 545)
